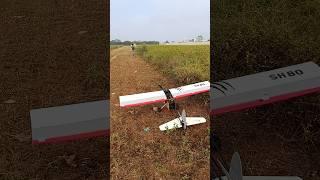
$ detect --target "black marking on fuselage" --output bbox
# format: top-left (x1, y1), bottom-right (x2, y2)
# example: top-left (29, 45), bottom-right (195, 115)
top-left (221, 81), bottom-right (235, 90)
top-left (211, 85), bottom-right (226, 95)
top-left (269, 69), bottom-right (304, 80)
top-left (211, 82), bottom-right (228, 91)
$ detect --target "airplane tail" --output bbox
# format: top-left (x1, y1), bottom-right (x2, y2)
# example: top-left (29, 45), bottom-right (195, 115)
top-left (229, 152), bottom-right (243, 180)
top-left (159, 109), bottom-right (206, 131)
top-left (215, 151), bottom-right (303, 180)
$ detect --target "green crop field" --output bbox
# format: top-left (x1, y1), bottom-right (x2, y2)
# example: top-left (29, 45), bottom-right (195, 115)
top-left (137, 45), bottom-right (209, 83)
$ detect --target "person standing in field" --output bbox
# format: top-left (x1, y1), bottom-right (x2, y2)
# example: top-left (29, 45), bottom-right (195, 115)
top-left (130, 43), bottom-right (136, 57)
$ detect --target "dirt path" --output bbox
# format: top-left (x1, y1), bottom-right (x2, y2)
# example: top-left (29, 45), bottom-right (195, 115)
top-left (110, 47), bottom-right (210, 179)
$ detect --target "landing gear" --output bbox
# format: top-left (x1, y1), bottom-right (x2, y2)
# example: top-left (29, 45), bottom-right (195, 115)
top-left (153, 85), bottom-right (179, 112)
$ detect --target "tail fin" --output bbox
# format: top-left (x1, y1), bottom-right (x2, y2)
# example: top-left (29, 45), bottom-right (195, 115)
top-left (229, 152), bottom-right (243, 180)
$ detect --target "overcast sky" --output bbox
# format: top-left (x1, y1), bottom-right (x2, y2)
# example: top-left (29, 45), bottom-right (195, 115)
top-left (111, 0), bottom-right (210, 42)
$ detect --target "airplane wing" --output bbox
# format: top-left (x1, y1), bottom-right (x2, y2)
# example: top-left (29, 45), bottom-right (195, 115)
top-left (211, 61), bottom-right (320, 115)
top-left (30, 100), bottom-right (109, 144)
top-left (120, 81), bottom-right (210, 107)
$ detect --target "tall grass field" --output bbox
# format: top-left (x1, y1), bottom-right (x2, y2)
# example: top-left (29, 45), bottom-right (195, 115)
top-left (137, 45), bottom-right (209, 83)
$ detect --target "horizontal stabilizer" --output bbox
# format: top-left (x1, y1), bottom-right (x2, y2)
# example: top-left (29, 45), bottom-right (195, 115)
top-left (120, 81), bottom-right (210, 107)
top-left (211, 61), bottom-right (320, 115)
top-left (159, 117), bottom-right (206, 131)
top-left (30, 100), bottom-right (109, 144)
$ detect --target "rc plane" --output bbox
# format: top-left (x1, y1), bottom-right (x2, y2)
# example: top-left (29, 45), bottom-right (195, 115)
top-left (119, 81), bottom-right (210, 130)
top-left (28, 61), bottom-right (320, 179)
top-left (29, 61), bottom-right (320, 148)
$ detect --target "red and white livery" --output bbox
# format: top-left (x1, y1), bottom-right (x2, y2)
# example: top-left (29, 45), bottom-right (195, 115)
top-left (119, 81), bottom-right (210, 107)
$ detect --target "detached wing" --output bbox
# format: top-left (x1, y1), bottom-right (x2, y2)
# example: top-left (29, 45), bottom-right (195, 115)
top-left (120, 81), bottom-right (210, 107)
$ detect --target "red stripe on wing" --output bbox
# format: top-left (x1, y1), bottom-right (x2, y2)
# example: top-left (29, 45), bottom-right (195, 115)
top-left (211, 87), bottom-right (320, 115)
top-left (32, 129), bottom-right (109, 144)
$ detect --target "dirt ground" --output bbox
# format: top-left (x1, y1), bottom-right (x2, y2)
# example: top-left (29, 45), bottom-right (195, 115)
top-left (213, 101), bottom-right (320, 179)
top-left (0, 1), bottom-right (109, 179)
top-left (110, 47), bottom-right (210, 179)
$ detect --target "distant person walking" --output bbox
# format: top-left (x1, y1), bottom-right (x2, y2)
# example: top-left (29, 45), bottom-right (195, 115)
top-left (130, 43), bottom-right (136, 57)
top-left (130, 43), bottom-right (135, 51)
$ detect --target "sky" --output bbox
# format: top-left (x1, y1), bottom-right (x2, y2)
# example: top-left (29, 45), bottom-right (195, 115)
top-left (110, 0), bottom-right (210, 42)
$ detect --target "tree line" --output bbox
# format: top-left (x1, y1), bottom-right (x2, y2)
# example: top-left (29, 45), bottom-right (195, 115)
top-left (110, 39), bottom-right (159, 45)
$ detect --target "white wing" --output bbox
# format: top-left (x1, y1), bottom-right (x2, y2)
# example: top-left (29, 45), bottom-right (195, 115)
top-left (211, 62), bottom-right (320, 115)
top-left (30, 100), bottom-right (109, 144)
top-left (120, 81), bottom-right (210, 107)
